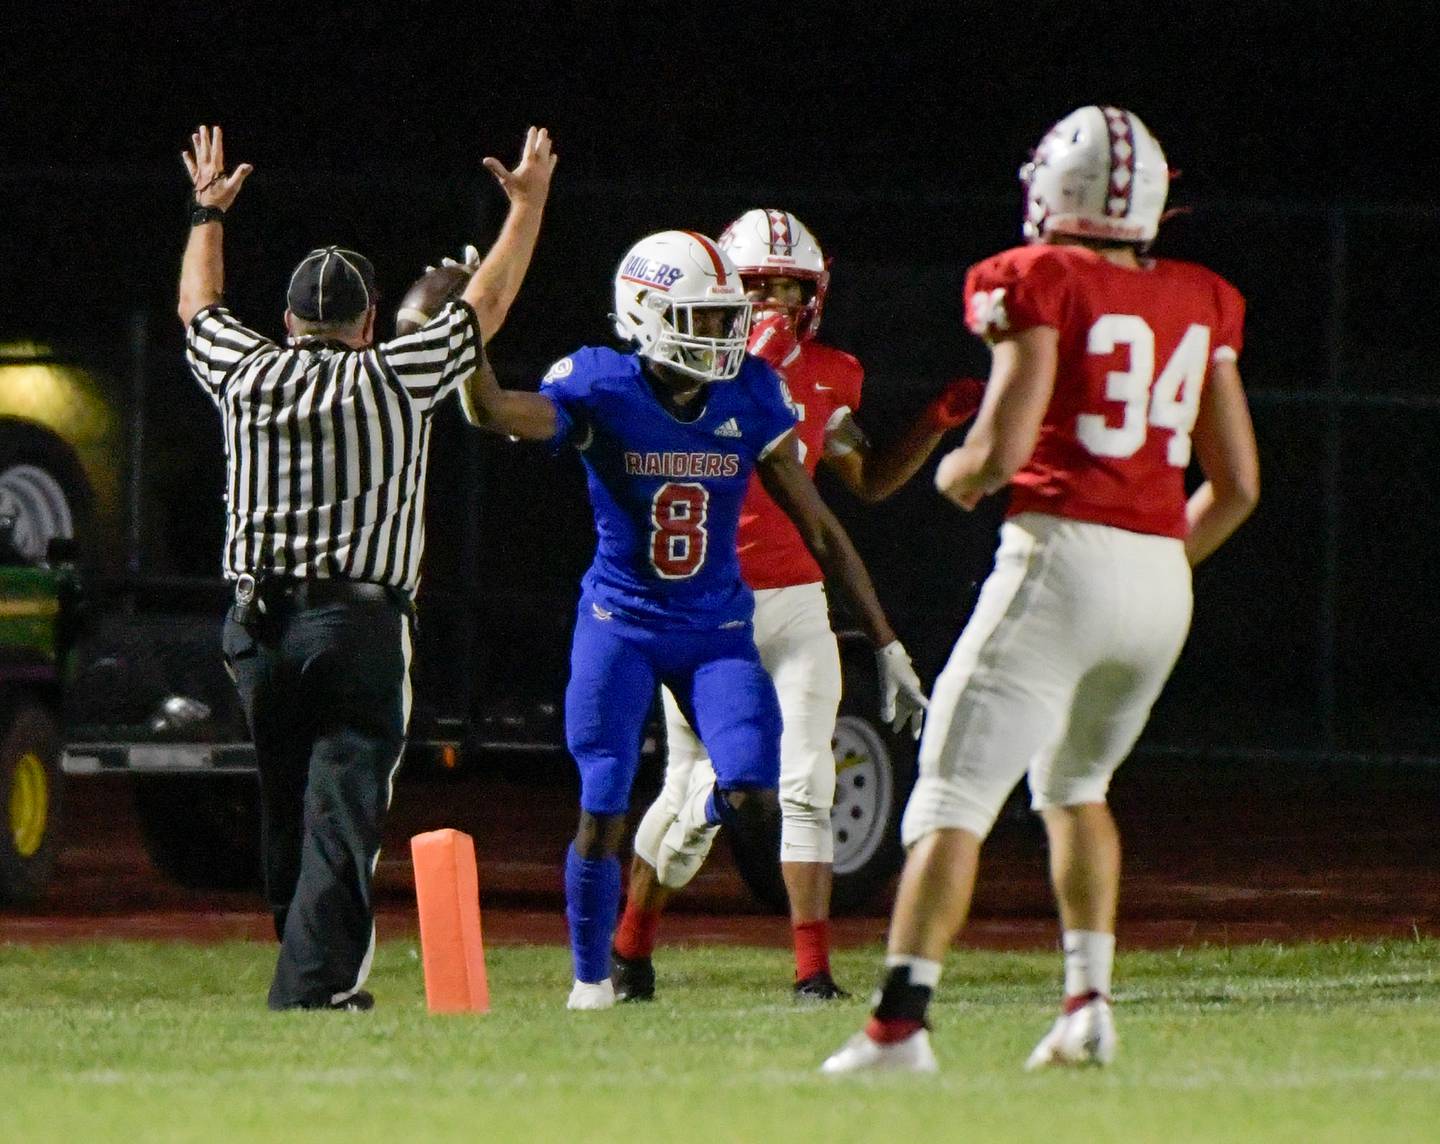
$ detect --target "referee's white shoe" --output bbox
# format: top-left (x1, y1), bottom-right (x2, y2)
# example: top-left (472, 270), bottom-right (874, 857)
top-left (566, 979), bottom-right (616, 1011)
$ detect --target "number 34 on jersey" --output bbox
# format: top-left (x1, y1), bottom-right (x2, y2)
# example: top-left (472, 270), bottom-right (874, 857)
top-left (1081, 316), bottom-right (1212, 468)
top-left (963, 243), bottom-right (1246, 540)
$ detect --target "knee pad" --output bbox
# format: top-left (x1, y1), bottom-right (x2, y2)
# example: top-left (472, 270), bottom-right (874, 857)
top-left (1029, 771), bottom-right (1114, 812)
top-left (634, 754), bottom-right (715, 868)
top-left (779, 802), bottom-right (834, 865)
top-left (653, 779), bottom-right (722, 890)
top-left (779, 745), bottom-right (837, 813)
top-left (900, 774), bottom-right (1005, 848)
top-left (1028, 745), bottom-right (1119, 812)
top-left (632, 797), bottom-right (670, 868)
top-left (574, 752), bottom-right (637, 818)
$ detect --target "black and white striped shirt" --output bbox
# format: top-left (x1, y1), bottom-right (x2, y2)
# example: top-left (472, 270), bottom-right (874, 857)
top-left (185, 301), bottom-right (482, 594)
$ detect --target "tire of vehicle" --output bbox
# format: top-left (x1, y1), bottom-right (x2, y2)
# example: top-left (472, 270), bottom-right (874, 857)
top-left (0, 696), bottom-right (63, 907)
top-left (0, 421), bottom-right (93, 566)
top-left (133, 774), bottom-right (263, 891)
top-left (727, 647), bottom-right (919, 915)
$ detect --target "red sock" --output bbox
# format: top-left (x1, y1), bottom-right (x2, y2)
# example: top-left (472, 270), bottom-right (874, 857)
top-left (1063, 990), bottom-right (1107, 1015)
top-left (793, 919), bottom-right (831, 981)
top-left (865, 1016), bottom-right (925, 1044)
top-left (614, 902), bottom-right (661, 959)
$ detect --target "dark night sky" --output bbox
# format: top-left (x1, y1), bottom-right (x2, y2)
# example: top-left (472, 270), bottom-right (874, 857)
top-left (3, 0), bottom-right (1428, 355)
top-left (3, 1), bottom-right (1425, 203)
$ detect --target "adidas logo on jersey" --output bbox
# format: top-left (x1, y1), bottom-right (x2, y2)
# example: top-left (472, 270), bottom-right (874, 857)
top-left (713, 417), bottom-right (742, 438)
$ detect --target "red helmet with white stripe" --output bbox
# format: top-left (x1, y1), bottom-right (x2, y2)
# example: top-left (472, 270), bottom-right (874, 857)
top-left (612, 230), bottom-right (752, 382)
top-left (718, 208), bottom-right (831, 340)
top-left (1019, 106), bottom-right (1169, 245)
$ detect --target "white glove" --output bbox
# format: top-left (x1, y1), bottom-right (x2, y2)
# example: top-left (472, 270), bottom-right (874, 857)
top-left (426, 244), bottom-right (482, 273)
top-left (877, 640), bottom-right (928, 739)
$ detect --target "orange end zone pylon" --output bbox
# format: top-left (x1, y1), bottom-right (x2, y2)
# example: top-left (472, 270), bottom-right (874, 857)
top-left (410, 828), bottom-right (490, 1013)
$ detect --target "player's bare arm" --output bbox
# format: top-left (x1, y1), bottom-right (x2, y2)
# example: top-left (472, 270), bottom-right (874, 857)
top-left (824, 413), bottom-right (929, 502)
top-left (823, 376), bottom-right (985, 503)
top-left (935, 327), bottom-right (1057, 510)
top-left (759, 435), bottom-right (928, 734)
top-left (177, 125), bottom-right (253, 326)
top-left (461, 126), bottom-right (558, 341)
top-left (459, 356), bottom-right (558, 441)
top-left (1184, 358), bottom-right (1260, 565)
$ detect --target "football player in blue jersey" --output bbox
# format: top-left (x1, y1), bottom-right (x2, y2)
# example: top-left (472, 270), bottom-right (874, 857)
top-left (461, 229), bottom-right (928, 1009)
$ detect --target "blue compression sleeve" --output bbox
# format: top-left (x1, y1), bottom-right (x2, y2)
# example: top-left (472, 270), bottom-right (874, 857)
top-left (564, 843), bottom-right (621, 984)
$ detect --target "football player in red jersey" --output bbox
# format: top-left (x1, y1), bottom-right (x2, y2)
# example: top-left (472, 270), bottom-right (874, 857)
top-left (612, 208), bottom-right (985, 1002)
top-left (823, 106), bottom-right (1260, 1073)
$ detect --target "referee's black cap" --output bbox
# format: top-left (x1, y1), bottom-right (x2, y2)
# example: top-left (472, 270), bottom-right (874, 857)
top-left (286, 247), bottom-right (379, 323)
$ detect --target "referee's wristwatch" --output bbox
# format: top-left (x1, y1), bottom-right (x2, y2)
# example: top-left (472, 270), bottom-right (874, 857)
top-left (190, 204), bottom-right (225, 227)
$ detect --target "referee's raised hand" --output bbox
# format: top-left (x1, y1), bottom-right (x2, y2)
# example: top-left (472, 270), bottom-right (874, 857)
top-left (182, 125), bottom-right (253, 211)
top-left (482, 126), bottom-right (556, 209)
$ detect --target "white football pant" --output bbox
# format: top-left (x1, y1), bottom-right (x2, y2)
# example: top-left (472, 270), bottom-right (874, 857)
top-left (902, 513), bottom-right (1192, 845)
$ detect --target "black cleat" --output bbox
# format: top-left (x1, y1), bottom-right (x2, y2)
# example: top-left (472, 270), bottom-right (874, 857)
top-left (794, 972), bottom-right (851, 1001)
top-left (326, 990), bottom-right (374, 1011)
top-left (611, 949), bottom-right (656, 1002)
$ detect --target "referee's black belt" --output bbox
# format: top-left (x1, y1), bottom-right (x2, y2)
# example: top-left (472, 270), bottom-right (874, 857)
top-left (236, 573), bottom-right (404, 612)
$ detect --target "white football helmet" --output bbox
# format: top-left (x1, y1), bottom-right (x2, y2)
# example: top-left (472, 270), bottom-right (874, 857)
top-left (718, 208), bottom-right (830, 340)
top-left (612, 230), bottom-right (752, 382)
top-left (1019, 105), bottom-right (1169, 245)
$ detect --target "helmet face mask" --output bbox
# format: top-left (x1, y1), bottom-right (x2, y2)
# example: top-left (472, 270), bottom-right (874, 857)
top-left (613, 231), bottom-right (752, 382)
top-left (742, 274), bottom-right (813, 329)
top-left (1020, 105), bottom-right (1169, 246)
top-left (655, 295), bottom-right (752, 381)
top-left (719, 209), bottom-right (831, 340)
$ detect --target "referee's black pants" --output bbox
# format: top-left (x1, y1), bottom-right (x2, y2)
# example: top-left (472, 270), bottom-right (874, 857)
top-left (222, 588), bottom-right (412, 1010)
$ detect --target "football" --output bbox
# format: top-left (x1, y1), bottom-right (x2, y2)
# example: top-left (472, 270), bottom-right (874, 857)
top-left (394, 264), bottom-right (472, 335)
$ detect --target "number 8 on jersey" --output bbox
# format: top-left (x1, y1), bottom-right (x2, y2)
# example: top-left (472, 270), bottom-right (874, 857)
top-left (651, 482), bottom-right (709, 579)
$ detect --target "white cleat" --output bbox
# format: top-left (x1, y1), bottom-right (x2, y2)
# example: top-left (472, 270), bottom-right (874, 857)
top-left (566, 979), bottom-right (616, 1011)
top-left (820, 1029), bottom-right (939, 1075)
top-left (1024, 996), bottom-right (1116, 1070)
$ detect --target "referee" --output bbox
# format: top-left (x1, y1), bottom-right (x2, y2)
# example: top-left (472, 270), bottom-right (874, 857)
top-left (177, 125), bottom-right (556, 1010)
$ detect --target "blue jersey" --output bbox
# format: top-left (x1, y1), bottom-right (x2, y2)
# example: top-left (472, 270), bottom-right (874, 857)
top-left (540, 347), bottom-right (796, 630)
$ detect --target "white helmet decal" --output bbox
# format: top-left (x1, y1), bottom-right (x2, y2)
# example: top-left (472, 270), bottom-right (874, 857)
top-left (1020, 105), bottom-right (1169, 245)
top-left (612, 230), bottom-right (752, 382)
top-left (718, 208), bottom-right (831, 340)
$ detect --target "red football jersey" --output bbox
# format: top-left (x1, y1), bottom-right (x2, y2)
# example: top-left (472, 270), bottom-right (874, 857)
top-left (965, 244), bottom-right (1245, 539)
top-left (737, 340), bottom-right (864, 589)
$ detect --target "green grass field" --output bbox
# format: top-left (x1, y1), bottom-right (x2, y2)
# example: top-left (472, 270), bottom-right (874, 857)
top-left (4, 938), bottom-right (1440, 1142)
